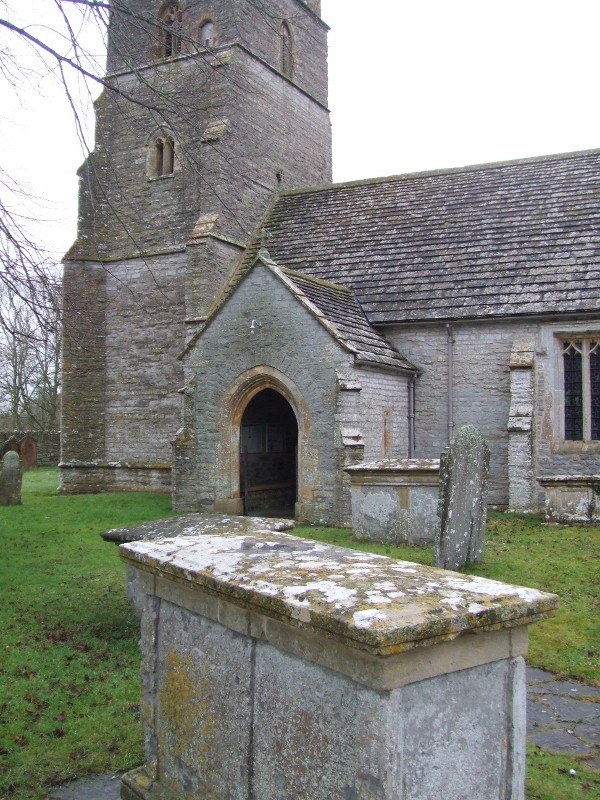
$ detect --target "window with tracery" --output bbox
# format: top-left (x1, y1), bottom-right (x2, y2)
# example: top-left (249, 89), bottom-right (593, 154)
top-left (561, 338), bottom-right (600, 440)
top-left (160, 3), bottom-right (183, 57)
top-left (280, 21), bottom-right (293, 77)
top-left (200, 20), bottom-right (215, 47)
top-left (153, 135), bottom-right (175, 177)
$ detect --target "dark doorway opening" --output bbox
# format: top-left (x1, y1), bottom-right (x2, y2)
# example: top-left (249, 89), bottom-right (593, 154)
top-left (240, 388), bottom-right (298, 517)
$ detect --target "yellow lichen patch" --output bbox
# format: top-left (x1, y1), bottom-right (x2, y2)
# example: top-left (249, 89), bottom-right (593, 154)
top-left (123, 529), bottom-right (558, 656)
top-left (158, 650), bottom-right (216, 781)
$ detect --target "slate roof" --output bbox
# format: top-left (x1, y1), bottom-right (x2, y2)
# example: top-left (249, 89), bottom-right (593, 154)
top-left (261, 149), bottom-right (600, 324)
top-left (278, 266), bottom-right (416, 371)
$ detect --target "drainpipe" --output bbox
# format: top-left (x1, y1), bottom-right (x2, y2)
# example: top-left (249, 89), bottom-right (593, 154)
top-left (447, 323), bottom-right (455, 442)
top-left (407, 374), bottom-right (416, 458)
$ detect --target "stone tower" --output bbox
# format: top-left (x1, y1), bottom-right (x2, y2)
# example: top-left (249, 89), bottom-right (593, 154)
top-left (61, 0), bottom-right (332, 493)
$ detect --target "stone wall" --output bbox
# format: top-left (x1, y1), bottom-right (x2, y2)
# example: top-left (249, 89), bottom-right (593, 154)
top-left (106, 0), bottom-right (329, 110)
top-left (389, 316), bottom-right (600, 511)
top-left (61, 254), bottom-right (185, 494)
top-left (358, 368), bottom-right (409, 460)
top-left (0, 431), bottom-right (61, 467)
top-left (73, 27), bottom-right (331, 262)
top-left (178, 264), bottom-right (353, 522)
top-left (388, 320), bottom-right (529, 508)
top-left (104, 255), bottom-right (186, 466)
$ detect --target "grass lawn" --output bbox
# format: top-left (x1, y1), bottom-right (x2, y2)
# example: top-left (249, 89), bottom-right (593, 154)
top-left (0, 469), bottom-right (598, 799)
top-left (0, 469), bottom-right (174, 799)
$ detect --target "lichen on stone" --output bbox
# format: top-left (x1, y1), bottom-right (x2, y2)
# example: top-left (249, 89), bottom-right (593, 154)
top-left (120, 526), bottom-right (558, 656)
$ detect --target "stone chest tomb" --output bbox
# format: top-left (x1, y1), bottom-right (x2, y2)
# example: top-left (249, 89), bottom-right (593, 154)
top-left (346, 458), bottom-right (440, 546)
top-left (119, 523), bottom-right (557, 800)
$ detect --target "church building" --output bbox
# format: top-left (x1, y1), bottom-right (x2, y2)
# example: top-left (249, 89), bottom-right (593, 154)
top-left (61, 0), bottom-right (600, 526)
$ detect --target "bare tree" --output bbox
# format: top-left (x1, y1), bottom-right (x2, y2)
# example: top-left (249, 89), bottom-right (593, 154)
top-left (0, 280), bottom-right (61, 429)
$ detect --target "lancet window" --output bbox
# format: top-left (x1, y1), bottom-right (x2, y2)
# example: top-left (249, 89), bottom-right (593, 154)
top-left (200, 20), bottom-right (215, 47)
top-left (153, 135), bottom-right (175, 177)
top-left (562, 338), bottom-right (600, 440)
top-left (160, 3), bottom-right (183, 57)
top-left (280, 21), bottom-right (294, 77)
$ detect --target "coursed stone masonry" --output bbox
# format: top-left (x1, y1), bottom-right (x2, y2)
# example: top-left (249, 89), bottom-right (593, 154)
top-left (119, 523), bottom-right (558, 800)
top-left (175, 261), bottom-right (413, 524)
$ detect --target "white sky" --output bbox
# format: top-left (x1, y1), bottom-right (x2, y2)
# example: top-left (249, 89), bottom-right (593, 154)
top-left (3, 0), bottom-right (600, 261)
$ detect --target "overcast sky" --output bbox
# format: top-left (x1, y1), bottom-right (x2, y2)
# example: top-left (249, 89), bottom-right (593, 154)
top-left (3, 0), bottom-right (600, 260)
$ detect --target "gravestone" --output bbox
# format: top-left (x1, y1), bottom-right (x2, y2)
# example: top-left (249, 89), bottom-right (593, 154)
top-left (0, 451), bottom-right (23, 506)
top-left (19, 435), bottom-right (37, 468)
top-left (434, 425), bottom-right (489, 570)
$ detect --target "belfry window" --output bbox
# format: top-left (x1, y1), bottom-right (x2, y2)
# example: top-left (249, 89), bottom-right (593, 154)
top-left (561, 338), bottom-right (600, 440)
top-left (153, 136), bottom-right (175, 177)
top-left (280, 21), bottom-right (294, 77)
top-left (200, 20), bottom-right (215, 47)
top-left (160, 3), bottom-right (183, 57)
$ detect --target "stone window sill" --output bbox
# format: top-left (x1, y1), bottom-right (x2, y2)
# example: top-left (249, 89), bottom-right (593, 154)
top-left (551, 440), bottom-right (600, 455)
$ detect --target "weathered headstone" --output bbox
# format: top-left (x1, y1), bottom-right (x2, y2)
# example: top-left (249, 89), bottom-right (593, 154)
top-left (19, 435), bottom-right (37, 468)
top-left (0, 451), bottom-right (23, 506)
top-left (434, 425), bottom-right (490, 570)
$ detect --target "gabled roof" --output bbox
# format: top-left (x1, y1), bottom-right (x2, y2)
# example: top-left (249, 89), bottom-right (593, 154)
top-left (260, 149), bottom-right (600, 324)
top-left (184, 252), bottom-right (416, 372)
top-left (278, 266), bottom-right (416, 371)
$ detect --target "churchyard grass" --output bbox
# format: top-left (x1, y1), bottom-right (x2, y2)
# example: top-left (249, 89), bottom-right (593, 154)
top-left (0, 468), bottom-right (174, 800)
top-left (1, 469), bottom-right (598, 798)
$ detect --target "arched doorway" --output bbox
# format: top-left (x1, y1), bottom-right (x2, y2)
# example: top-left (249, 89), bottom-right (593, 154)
top-left (239, 388), bottom-right (298, 517)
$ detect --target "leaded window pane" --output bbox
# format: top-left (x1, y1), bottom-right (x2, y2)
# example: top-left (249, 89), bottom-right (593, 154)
top-left (563, 342), bottom-right (583, 440)
top-left (590, 341), bottom-right (600, 440)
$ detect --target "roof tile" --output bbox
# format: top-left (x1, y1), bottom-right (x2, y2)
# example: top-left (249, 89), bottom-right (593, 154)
top-left (261, 150), bottom-right (600, 323)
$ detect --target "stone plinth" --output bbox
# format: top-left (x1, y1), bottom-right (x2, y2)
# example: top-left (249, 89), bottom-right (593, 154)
top-left (345, 458), bottom-right (440, 546)
top-left (120, 528), bottom-right (557, 800)
top-left (538, 475), bottom-right (600, 522)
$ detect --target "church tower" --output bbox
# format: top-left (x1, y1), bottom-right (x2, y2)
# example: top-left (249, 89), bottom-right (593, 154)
top-left (61, 0), bottom-right (332, 493)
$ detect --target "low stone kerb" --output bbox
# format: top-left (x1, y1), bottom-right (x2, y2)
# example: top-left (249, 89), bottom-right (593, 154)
top-left (120, 529), bottom-right (557, 656)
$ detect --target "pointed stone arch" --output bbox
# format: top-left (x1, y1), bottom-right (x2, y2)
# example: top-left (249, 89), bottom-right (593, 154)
top-left (215, 366), bottom-right (312, 518)
top-left (158, 1), bottom-right (183, 58)
top-left (280, 20), bottom-right (294, 77)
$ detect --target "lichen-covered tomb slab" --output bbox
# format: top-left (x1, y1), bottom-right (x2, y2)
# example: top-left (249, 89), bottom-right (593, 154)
top-left (120, 528), bottom-right (557, 656)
